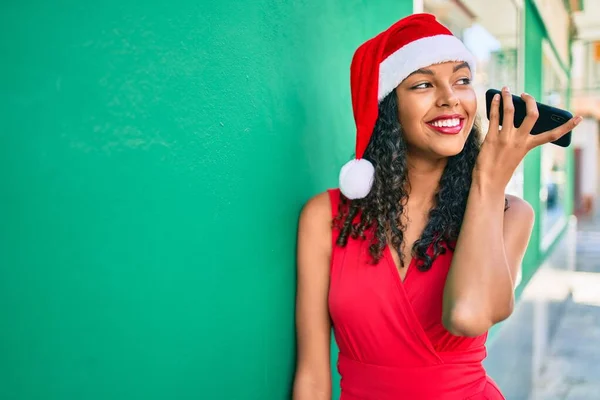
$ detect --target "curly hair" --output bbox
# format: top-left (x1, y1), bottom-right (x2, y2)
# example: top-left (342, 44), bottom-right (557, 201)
top-left (334, 89), bottom-right (484, 271)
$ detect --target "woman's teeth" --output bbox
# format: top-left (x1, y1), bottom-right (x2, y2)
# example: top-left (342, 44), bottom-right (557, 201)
top-left (430, 118), bottom-right (460, 127)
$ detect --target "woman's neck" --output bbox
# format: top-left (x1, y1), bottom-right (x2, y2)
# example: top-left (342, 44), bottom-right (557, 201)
top-left (405, 154), bottom-right (447, 207)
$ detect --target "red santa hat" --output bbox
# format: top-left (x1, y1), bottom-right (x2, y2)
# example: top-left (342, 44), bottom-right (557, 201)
top-left (339, 13), bottom-right (476, 199)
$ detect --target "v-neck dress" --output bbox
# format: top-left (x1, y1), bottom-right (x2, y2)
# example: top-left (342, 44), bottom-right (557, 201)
top-left (327, 189), bottom-right (504, 399)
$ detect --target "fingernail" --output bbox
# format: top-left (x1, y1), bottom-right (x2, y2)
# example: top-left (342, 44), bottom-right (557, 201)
top-left (574, 116), bottom-right (583, 125)
top-left (503, 86), bottom-right (510, 92)
top-left (493, 94), bottom-right (500, 101)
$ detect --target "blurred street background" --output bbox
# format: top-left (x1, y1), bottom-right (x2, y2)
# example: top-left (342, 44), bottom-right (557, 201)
top-left (2, 1), bottom-right (600, 399)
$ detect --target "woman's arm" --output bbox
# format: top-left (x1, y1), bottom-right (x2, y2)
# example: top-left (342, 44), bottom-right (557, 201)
top-left (442, 87), bottom-right (579, 337)
top-left (293, 192), bottom-right (333, 400)
top-left (442, 184), bottom-right (534, 337)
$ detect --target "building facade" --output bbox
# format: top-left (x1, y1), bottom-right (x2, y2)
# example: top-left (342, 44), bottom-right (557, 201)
top-left (571, 1), bottom-right (600, 217)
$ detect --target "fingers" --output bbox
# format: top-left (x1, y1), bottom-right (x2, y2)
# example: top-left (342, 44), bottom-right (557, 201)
top-left (488, 93), bottom-right (501, 134)
top-left (519, 92), bottom-right (539, 134)
top-left (501, 87), bottom-right (514, 130)
top-left (528, 116), bottom-right (582, 148)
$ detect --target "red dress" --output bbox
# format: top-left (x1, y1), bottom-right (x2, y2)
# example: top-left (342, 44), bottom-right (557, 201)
top-left (328, 189), bottom-right (504, 400)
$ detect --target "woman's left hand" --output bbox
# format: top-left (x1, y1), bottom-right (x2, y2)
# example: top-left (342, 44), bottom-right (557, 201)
top-left (474, 86), bottom-right (582, 190)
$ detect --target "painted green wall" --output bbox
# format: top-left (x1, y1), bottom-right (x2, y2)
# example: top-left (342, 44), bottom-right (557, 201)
top-left (519, 0), bottom-right (546, 296)
top-left (0, 1), bottom-right (412, 400)
top-left (518, 0), bottom-right (574, 298)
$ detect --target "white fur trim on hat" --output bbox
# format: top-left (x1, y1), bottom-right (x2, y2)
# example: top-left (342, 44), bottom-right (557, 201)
top-left (378, 34), bottom-right (476, 101)
top-left (339, 158), bottom-right (375, 200)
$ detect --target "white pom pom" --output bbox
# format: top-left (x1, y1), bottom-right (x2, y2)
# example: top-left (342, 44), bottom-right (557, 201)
top-left (339, 159), bottom-right (375, 199)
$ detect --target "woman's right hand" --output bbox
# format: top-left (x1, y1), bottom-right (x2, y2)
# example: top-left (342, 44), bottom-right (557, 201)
top-left (474, 86), bottom-right (581, 192)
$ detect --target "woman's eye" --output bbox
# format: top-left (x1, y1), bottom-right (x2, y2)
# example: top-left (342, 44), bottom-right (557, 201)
top-left (412, 82), bottom-right (432, 90)
top-left (457, 78), bottom-right (471, 85)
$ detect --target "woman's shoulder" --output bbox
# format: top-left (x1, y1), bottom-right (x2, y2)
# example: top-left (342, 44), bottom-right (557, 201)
top-left (297, 190), bottom-right (338, 259)
top-left (503, 194), bottom-right (535, 235)
top-left (299, 189), bottom-right (339, 224)
top-left (504, 194), bottom-right (534, 220)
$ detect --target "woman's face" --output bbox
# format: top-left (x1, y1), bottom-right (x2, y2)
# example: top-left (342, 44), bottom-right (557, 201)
top-left (395, 61), bottom-right (477, 159)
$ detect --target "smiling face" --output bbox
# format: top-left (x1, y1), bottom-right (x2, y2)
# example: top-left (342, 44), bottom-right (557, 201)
top-left (395, 61), bottom-right (477, 159)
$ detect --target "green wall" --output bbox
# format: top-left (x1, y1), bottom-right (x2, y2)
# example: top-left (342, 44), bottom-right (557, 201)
top-left (0, 1), bottom-right (412, 399)
top-left (518, 0), bottom-right (574, 299)
top-left (519, 0), bottom-right (546, 297)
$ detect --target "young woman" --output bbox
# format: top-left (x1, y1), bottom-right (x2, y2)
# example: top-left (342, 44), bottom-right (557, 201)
top-left (293, 13), bottom-right (580, 400)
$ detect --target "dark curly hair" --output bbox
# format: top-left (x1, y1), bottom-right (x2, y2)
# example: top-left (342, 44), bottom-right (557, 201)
top-left (334, 88), bottom-right (485, 271)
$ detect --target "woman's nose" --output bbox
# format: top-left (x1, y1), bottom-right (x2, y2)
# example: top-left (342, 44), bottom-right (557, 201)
top-left (436, 87), bottom-right (459, 108)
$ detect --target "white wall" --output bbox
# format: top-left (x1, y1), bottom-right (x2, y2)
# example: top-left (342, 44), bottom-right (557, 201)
top-left (572, 118), bottom-right (599, 196)
top-left (531, 0), bottom-right (570, 65)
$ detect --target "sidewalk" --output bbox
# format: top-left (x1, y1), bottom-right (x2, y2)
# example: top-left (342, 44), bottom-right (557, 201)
top-left (483, 212), bottom-right (600, 400)
top-left (529, 214), bottom-right (600, 400)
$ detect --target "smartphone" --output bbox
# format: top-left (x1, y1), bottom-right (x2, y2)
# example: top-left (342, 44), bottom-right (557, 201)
top-left (485, 88), bottom-right (572, 147)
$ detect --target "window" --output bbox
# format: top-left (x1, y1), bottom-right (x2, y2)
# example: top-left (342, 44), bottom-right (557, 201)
top-left (540, 40), bottom-right (569, 250)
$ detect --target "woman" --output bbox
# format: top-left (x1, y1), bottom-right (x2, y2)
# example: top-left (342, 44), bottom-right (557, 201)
top-left (293, 13), bottom-right (580, 400)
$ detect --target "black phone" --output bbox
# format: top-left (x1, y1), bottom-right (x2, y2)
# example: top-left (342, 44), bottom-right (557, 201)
top-left (485, 89), bottom-right (572, 147)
